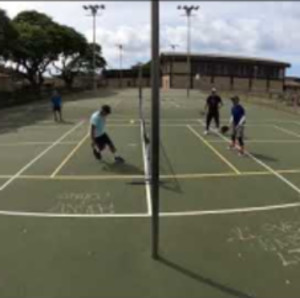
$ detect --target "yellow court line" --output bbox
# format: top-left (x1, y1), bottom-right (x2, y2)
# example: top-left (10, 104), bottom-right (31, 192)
top-left (187, 125), bottom-right (241, 175)
top-left (50, 133), bottom-right (90, 178)
top-left (1, 168), bottom-right (299, 181)
top-left (278, 169), bottom-right (300, 174)
top-left (21, 175), bottom-right (144, 181)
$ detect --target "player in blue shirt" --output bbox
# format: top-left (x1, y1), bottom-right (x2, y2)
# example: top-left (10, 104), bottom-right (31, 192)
top-left (90, 105), bottom-right (124, 163)
top-left (229, 96), bottom-right (246, 155)
top-left (51, 90), bottom-right (63, 122)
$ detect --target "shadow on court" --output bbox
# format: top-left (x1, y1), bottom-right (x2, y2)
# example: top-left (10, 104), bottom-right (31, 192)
top-left (160, 142), bottom-right (183, 194)
top-left (0, 89), bottom-right (119, 137)
top-left (157, 256), bottom-right (255, 298)
top-left (250, 153), bottom-right (278, 162)
top-left (102, 160), bottom-right (144, 175)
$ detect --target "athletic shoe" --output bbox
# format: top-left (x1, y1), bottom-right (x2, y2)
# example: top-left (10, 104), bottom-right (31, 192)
top-left (115, 156), bottom-right (125, 164)
top-left (92, 147), bottom-right (101, 160)
top-left (227, 143), bottom-right (235, 150)
top-left (204, 130), bottom-right (209, 135)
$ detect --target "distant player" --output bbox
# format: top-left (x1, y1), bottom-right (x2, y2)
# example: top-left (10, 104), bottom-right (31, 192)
top-left (229, 96), bottom-right (246, 156)
top-left (204, 87), bottom-right (223, 135)
top-left (90, 105), bottom-right (125, 163)
top-left (51, 89), bottom-right (63, 122)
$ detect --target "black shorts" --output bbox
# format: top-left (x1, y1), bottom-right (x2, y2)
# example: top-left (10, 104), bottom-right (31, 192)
top-left (53, 105), bottom-right (61, 112)
top-left (95, 133), bottom-right (114, 151)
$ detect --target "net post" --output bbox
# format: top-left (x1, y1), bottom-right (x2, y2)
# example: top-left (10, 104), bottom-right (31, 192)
top-left (151, 0), bottom-right (160, 260)
top-left (138, 63), bottom-right (143, 102)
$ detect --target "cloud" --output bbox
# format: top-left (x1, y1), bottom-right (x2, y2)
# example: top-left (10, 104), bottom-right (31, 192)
top-left (2, 1), bottom-right (300, 75)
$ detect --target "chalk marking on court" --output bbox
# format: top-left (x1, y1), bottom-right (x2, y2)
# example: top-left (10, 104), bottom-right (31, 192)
top-left (140, 120), bottom-right (152, 216)
top-left (0, 121), bottom-right (85, 191)
top-left (201, 120), bottom-right (300, 196)
top-left (50, 133), bottom-right (90, 178)
top-left (273, 125), bottom-right (300, 139)
top-left (187, 125), bottom-right (241, 175)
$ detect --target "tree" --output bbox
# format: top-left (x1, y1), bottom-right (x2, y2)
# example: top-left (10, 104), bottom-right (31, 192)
top-left (79, 42), bottom-right (106, 74)
top-left (10, 11), bottom-right (66, 89)
top-left (0, 9), bottom-right (18, 61)
top-left (51, 25), bottom-right (88, 89)
top-left (56, 42), bottom-right (106, 89)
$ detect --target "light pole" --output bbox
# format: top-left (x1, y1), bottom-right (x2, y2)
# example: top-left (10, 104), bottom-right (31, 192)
top-left (116, 44), bottom-right (123, 88)
top-left (177, 5), bottom-right (199, 97)
top-left (83, 4), bottom-right (105, 91)
top-left (170, 44), bottom-right (179, 88)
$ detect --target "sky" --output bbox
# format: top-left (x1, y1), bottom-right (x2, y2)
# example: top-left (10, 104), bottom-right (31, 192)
top-left (1, 1), bottom-right (300, 76)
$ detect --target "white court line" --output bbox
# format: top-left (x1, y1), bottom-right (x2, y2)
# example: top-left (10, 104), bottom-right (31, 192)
top-left (50, 133), bottom-right (89, 178)
top-left (273, 125), bottom-right (300, 139)
top-left (187, 125), bottom-right (241, 175)
top-left (1, 201), bottom-right (300, 218)
top-left (198, 120), bottom-right (300, 196)
top-left (140, 120), bottom-right (152, 216)
top-left (0, 210), bottom-right (150, 218)
top-left (160, 201), bottom-right (300, 217)
top-left (0, 121), bottom-right (85, 191)
top-left (209, 139), bottom-right (300, 144)
top-left (0, 141), bottom-right (78, 147)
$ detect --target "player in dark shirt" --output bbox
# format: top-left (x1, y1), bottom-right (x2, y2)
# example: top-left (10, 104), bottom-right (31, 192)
top-left (229, 96), bottom-right (246, 156)
top-left (204, 88), bottom-right (223, 135)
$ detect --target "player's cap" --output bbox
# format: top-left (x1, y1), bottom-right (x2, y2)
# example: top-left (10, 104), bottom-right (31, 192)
top-left (101, 105), bottom-right (111, 114)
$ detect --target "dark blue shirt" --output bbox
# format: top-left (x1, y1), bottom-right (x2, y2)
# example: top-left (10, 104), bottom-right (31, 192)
top-left (206, 95), bottom-right (222, 113)
top-left (231, 104), bottom-right (245, 125)
top-left (51, 95), bottom-right (62, 107)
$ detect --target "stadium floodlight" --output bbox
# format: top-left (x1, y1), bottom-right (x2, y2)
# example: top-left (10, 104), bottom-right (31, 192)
top-left (177, 5), bottom-right (200, 98)
top-left (82, 4), bottom-right (106, 92)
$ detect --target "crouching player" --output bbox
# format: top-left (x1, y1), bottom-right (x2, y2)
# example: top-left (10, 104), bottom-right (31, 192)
top-left (229, 96), bottom-right (246, 156)
top-left (90, 105), bottom-right (125, 164)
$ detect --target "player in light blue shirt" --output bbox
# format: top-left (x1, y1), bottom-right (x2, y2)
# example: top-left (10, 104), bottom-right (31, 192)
top-left (90, 105), bottom-right (124, 163)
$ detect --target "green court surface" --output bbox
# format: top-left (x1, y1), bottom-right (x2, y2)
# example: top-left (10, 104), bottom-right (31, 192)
top-left (1, 89), bottom-right (300, 297)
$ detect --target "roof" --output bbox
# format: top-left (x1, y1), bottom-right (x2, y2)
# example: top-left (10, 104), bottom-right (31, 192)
top-left (285, 79), bottom-right (300, 88)
top-left (161, 52), bottom-right (291, 67)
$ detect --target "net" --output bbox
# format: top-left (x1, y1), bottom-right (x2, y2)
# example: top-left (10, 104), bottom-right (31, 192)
top-left (139, 89), bottom-right (151, 181)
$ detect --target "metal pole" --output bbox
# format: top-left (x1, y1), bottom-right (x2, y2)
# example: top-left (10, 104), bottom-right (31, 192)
top-left (187, 14), bottom-right (191, 98)
top-left (120, 45), bottom-right (123, 88)
top-left (138, 63), bottom-right (143, 101)
top-left (93, 13), bottom-right (97, 91)
top-left (177, 5), bottom-right (199, 97)
top-left (151, 0), bottom-right (160, 260)
top-left (83, 5), bottom-right (106, 91)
